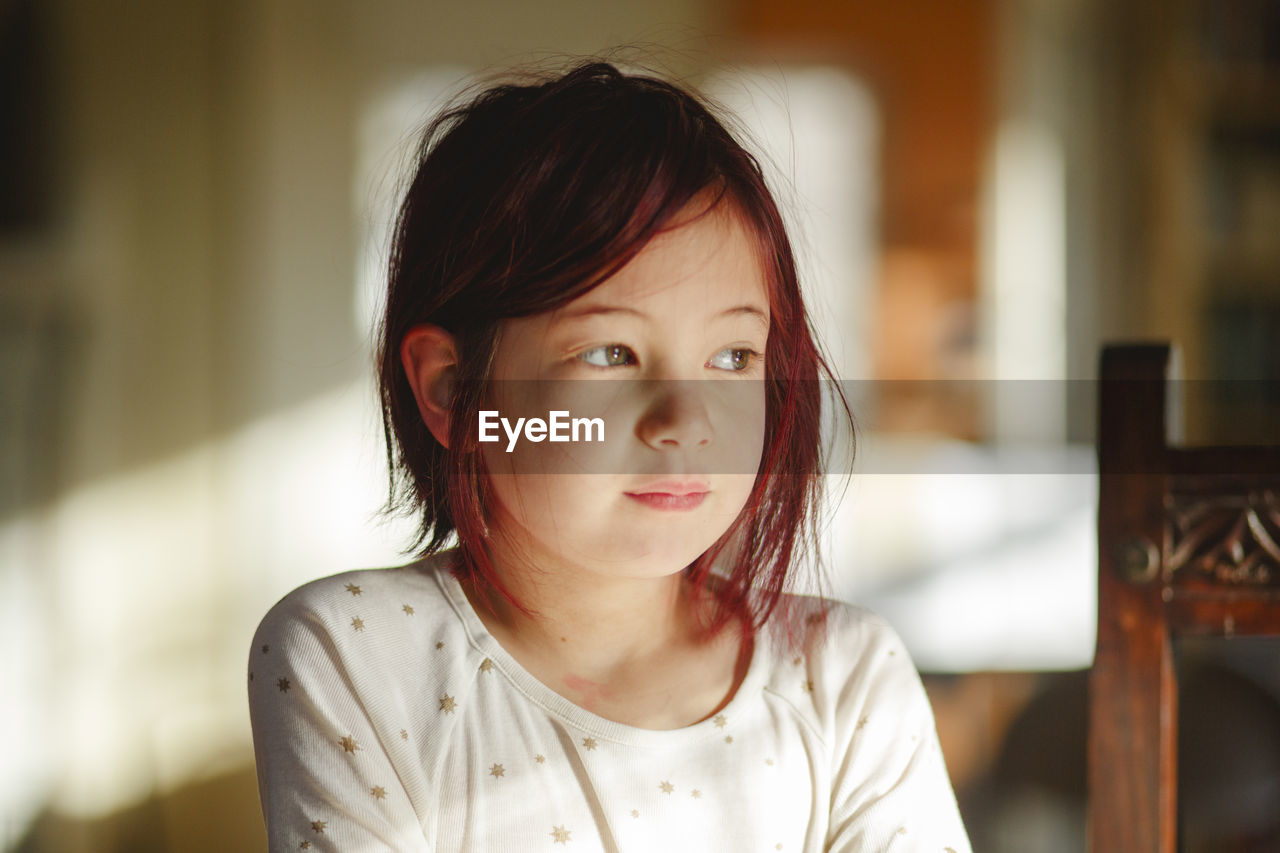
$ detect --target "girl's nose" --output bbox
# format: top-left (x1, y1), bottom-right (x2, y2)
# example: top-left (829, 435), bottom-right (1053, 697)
top-left (635, 381), bottom-right (715, 450)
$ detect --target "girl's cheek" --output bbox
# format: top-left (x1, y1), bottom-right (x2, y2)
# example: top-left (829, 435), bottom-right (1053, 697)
top-left (716, 379), bottom-right (768, 442)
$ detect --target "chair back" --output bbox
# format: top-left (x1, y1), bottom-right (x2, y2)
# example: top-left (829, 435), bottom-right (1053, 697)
top-left (1090, 343), bottom-right (1280, 852)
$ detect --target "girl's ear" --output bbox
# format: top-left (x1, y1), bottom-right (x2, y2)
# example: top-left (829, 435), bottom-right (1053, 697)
top-left (401, 325), bottom-right (458, 448)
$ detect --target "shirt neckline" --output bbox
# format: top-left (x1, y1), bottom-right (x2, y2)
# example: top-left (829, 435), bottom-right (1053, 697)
top-left (427, 548), bottom-right (769, 749)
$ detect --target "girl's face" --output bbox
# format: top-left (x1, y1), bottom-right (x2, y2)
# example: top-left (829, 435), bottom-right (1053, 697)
top-left (480, 203), bottom-right (770, 581)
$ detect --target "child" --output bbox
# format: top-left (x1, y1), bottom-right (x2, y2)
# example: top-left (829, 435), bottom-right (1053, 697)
top-left (249, 61), bottom-right (971, 852)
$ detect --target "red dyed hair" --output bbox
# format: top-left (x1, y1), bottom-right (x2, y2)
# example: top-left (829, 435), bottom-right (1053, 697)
top-left (377, 60), bottom-right (853, 633)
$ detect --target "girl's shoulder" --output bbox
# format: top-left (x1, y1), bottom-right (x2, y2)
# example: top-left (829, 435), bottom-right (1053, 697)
top-left (765, 591), bottom-right (907, 664)
top-left (252, 550), bottom-right (459, 639)
top-left (758, 592), bottom-right (929, 731)
top-left (247, 549), bottom-right (471, 692)
top-left (759, 597), bottom-right (970, 850)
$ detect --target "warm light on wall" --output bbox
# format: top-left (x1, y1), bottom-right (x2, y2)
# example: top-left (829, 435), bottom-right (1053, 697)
top-left (2, 381), bottom-right (417, 834)
top-left (982, 120), bottom-right (1068, 441)
top-left (705, 65), bottom-right (880, 382)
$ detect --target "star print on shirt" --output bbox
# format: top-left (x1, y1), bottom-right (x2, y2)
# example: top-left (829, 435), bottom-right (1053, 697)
top-left (345, 583), bottom-right (362, 596)
top-left (691, 789), bottom-right (702, 799)
top-left (713, 714), bottom-right (727, 728)
top-left (535, 754), bottom-right (546, 764)
top-left (489, 763), bottom-right (505, 778)
top-left (402, 604), bottom-right (414, 615)
top-left (581, 737), bottom-right (597, 750)
top-left (310, 820), bottom-right (326, 834)
top-left (659, 781), bottom-right (674, 794)
top-left (400, 729), bottom-right (408, 740)
top-left (299, 842), bottom-right (310, 849)
top-left (351, 617), bottom-right (365, 632)
top-left (338, 735), bottom-right (360, 753)
top-left (277, 678), bottom-right (290, 692)
top-left (439, 694), bottom-right (457, 714)
top-left (550, 825), bottom-right (571, 844)
top-left (436, 641), bottom-right (445, 649)
top-left (371, 786), bottom-right (387, 800)
top-left (479, 658), bottom-right (494, 673)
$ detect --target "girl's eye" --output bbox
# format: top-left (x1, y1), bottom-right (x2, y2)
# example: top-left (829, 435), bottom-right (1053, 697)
top-left (577, 345), bottom-right (761, 372)
top-left (709, 347), bottom-right (762, 372)
top-left (578, 344), bottom-right (636, 368)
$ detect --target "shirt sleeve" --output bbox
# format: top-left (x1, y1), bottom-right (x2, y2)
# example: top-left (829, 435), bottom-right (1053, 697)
top-left (822, 611), bottom-right (972, 853)
top-left (248, 592), bottom-right (431, 852)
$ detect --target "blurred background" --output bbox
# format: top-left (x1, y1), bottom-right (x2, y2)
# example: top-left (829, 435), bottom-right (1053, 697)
top-left (3, 0), bottom-right (1279, 850)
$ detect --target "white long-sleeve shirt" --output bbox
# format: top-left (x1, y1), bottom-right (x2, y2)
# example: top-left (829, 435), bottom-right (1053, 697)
top-left (248, 549), bottom-right (971, 852)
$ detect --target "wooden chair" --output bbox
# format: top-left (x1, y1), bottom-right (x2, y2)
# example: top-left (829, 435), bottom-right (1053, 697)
top-left (1089, 343), bottom-right (1280, 851)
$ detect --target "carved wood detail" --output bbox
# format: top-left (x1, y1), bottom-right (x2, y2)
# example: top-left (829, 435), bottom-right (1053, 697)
top-left (1166, 490), bottom-right (1280, 585)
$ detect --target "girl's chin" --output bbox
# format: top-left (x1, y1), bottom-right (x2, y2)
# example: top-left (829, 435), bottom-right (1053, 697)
top-left (547, 542), bottom-right (709, 578)
top-left (484, 514), bottom-right (728, 577)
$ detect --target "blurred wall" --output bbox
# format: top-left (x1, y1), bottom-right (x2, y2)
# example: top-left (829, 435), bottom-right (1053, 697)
top-left (734, 0), bottom-right (994, 442)
top-left (43, 0), bottom-right (721, 497)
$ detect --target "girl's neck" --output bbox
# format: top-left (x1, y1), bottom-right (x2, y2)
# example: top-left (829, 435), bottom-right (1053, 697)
top-left (456, 534), bottom-right (752, 729)
top-left (459, 532), bottom-right (717, 681)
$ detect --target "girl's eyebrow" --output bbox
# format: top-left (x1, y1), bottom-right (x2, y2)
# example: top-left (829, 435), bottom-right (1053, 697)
top-left (558, 303), bottom-right (769, 330)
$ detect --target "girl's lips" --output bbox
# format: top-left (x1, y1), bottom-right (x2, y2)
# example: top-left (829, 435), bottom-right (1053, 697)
top-left (624, 491), bottom-right (708, 511)
top-left (624, 478), bottom-right (711, 496)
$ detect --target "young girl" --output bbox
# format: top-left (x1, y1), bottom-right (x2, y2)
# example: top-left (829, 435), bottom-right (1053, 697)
top-left (249, 61), bottom-right (971, 852)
